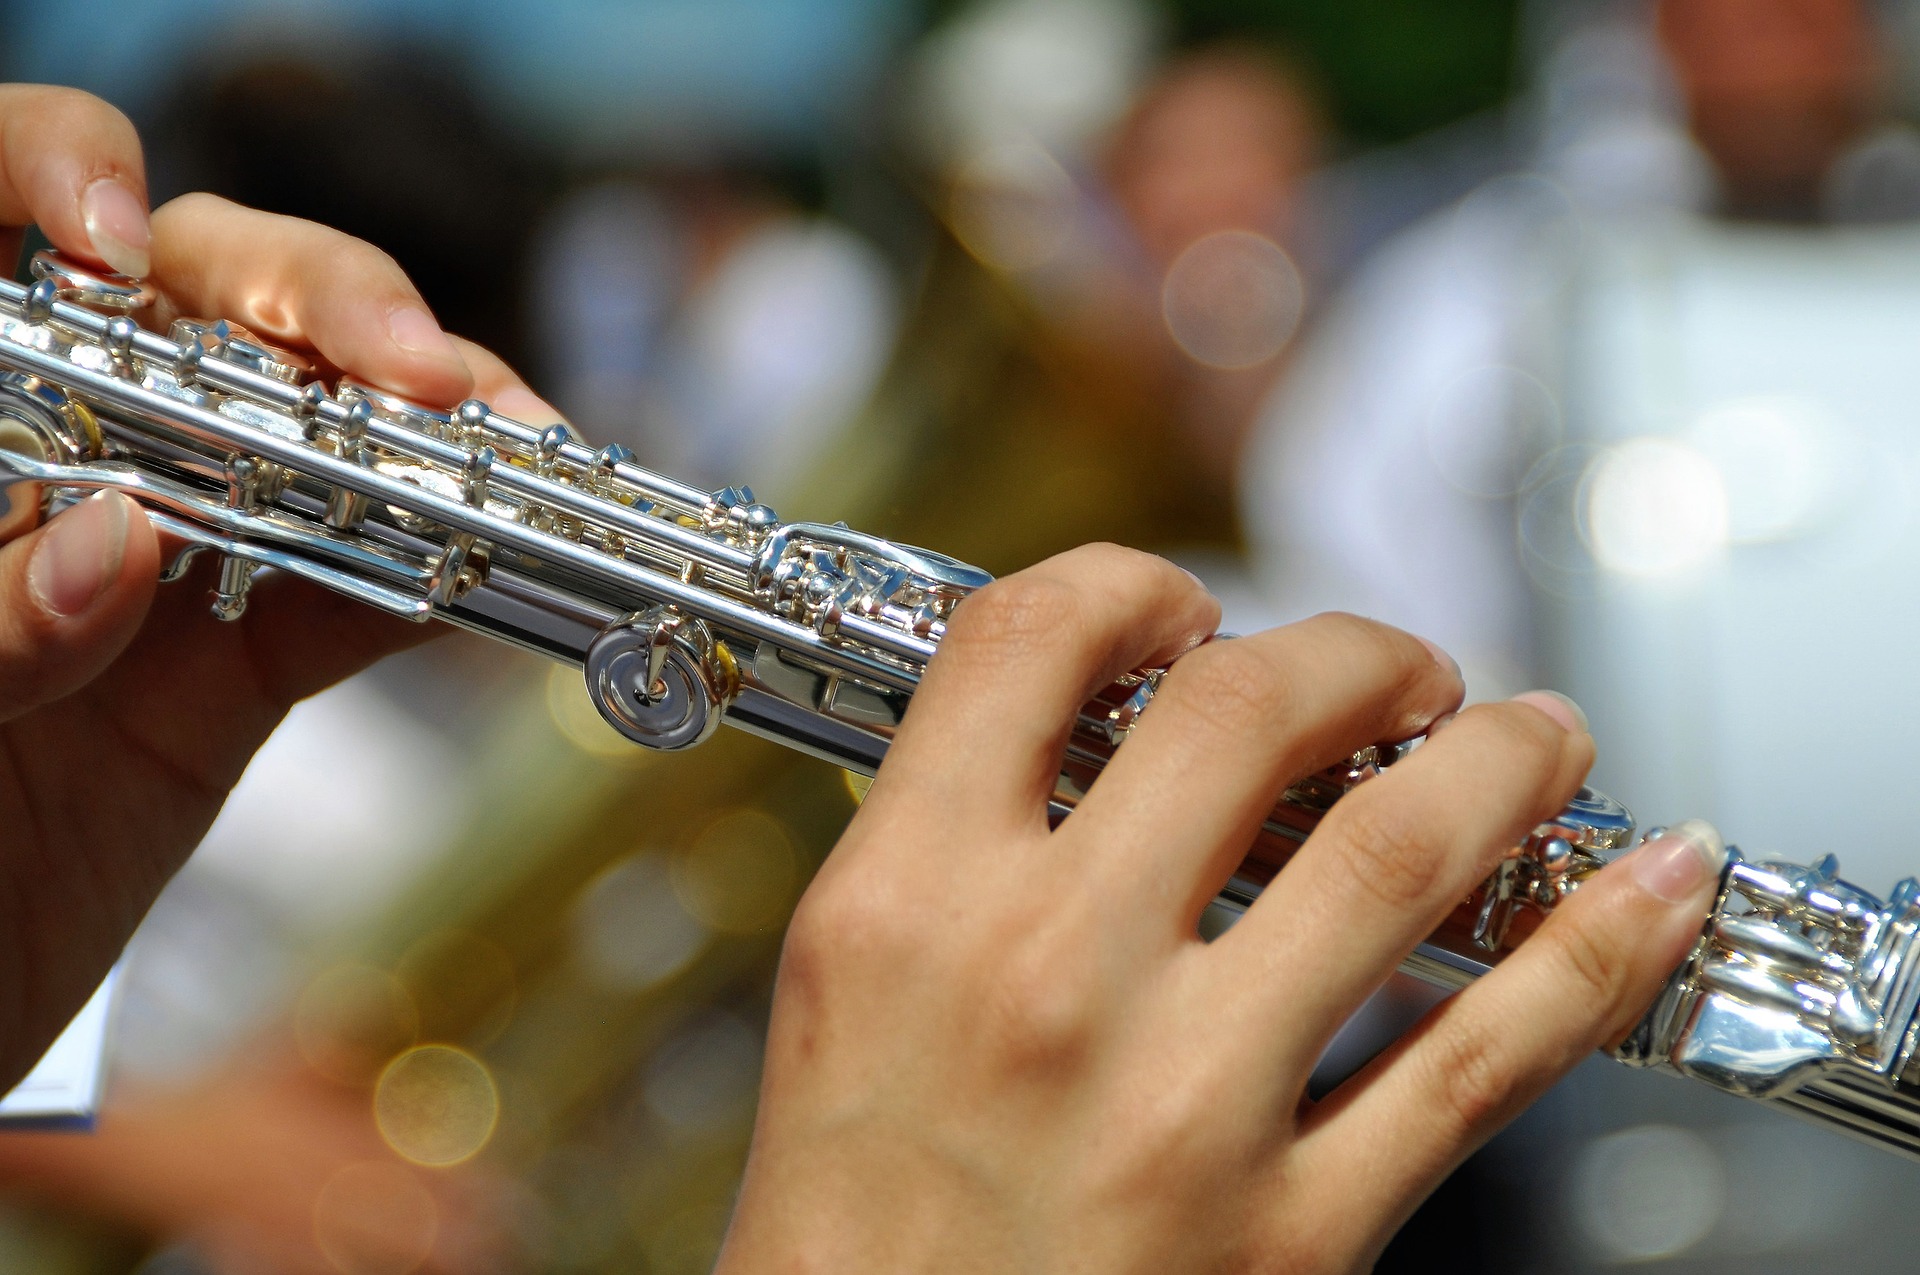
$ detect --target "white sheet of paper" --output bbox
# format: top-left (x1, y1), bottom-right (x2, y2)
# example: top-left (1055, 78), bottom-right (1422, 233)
top-left (0, 968), bottom-right (117, 1128)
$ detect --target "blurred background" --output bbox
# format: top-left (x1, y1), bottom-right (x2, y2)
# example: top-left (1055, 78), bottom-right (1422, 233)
top-left (6, 0), bottom-right (1920, 1268)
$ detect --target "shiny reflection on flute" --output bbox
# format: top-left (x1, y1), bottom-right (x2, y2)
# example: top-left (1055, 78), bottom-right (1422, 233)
top-left (4, 250), bottom-right (1918, 1159)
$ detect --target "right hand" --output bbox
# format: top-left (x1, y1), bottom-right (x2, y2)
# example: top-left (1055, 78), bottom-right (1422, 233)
top-left (721, 544), bottom-right (1725, 1273)
top-left (0, 85), bottom-right (560, 1091)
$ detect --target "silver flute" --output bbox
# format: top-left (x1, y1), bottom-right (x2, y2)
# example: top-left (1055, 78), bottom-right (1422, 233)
top-left (2, 251), bottom-right (1917, 1158)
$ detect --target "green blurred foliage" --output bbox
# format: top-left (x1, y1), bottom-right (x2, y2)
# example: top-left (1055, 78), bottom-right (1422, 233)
top-left (1172, 0), bottom-right (1520, 143)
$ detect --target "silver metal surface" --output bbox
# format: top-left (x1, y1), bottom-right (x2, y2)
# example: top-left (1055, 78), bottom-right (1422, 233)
top-left (1, 252), bottom-right (1914, 1158)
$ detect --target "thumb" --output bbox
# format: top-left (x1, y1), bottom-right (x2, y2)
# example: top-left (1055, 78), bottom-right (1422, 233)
top-left (0, 491), bottom-right (159, 722)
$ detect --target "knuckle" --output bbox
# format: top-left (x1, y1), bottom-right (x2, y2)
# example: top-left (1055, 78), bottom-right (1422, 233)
top-left (981, 927), bottom-right (1100, 1077)
top-left (1476, 701), bottom-right (1566, 767)
top-left (948, 573), bottom-right (1079, 656)
top-left (1448, 703), bottom-right (1569, 803)
top-left (31, 85), bottom-right (137, 145)
top-left (1057, 541), bottom-right (1178, 594)
top-left (1306, 610), bottom-right (1431, 694)
top-left (983, 917), bottom-right (1105, 1075)
top-left (151, 189), bottom-right (233, 227)
top-left (1165, 637), bottom-right (1298, 737)
top-left (1324, 796), bottom-right (1445, 911)
top-left (1430, 1025), bottom-right (1515, 1140)
top-left (1540, 914), bottom-right (1628, 1009)
top-left (345, 238), bottom-right (411, 290)
top-left (784, 870), bottom-right (916, 981)
top-left (1060, 540), bottom-right (1144, 571)
top-left (1300, 609), bottom-right (1394, 653)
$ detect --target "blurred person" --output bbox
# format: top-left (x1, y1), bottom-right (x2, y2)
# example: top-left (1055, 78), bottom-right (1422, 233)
top-left (1105, 44), bottom-right (1325, 529)
top-left (1661, 0), bottom-right (1886, 218)
top-left (0, 77), bottom-right (1734, 1275)
top-left (1241, 0), bottom-right (1920, 1266)
top-left (528, 171), bottom-right (901, 509)
top-left (827, 35), bottom-right (1327, 579)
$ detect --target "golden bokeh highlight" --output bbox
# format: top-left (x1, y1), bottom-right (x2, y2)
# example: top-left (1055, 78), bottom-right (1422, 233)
top-left (545, 663), bottom-right (647, 762)
top-left (947, 139), bottom-right (1077, 272)
top-left (374, 1044), bottom-right (502, 1167)
top-left (312, 1160), bottom-right (438, 1275)
top-left (671, 809), bottom-right (801, 934)
top-left (296, 963), bottom-right (419, 1086)
top-left (396, 928), bottom-right (518, 1047)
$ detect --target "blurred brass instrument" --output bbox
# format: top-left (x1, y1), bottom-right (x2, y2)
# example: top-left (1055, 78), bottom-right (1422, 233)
top-left (5, 251), bottom-right (1920, 1160)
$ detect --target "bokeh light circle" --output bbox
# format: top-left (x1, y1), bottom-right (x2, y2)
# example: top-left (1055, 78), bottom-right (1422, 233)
top-left (671, 809), bottom-right (801, 934)
top-left (1683, 395), bottom-right (1843, 544)
top-left (1570, 1124), bottom-right (1725, 1262)
top-left (572, 853), bottom-right (708, 991)
top-left (1582, 436), bottom-right (1729, 576)
top-left (375, 1044), bottom-right (502, 1167)
top-left (948, 138), bottom-right (1077, 271)
top-left (312, 1160), bottom-right (438, 1275)
top-left (1161, 229), bottom-right (1304, 369)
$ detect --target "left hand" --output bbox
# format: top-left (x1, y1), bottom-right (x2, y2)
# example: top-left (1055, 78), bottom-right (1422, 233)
top-left (0, 106), bottom-right (559, 1088)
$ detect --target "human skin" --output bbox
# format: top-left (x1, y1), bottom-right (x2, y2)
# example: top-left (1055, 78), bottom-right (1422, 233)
top-left (0, 84), bottom-right (563, 1091)
top-left (0, 85), bottom-right (1725, 1271)
top-left (717, 549), bottom-right (1725, 1273)
top-left (1658, 0), bottom-right (1881, 214)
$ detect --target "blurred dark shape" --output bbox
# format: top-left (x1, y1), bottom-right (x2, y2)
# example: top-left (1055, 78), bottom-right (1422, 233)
top-left (1658, 0), bottom-right (1883, 219)
top-left (143, 48), bottom-right (555, 370)
top-left (1171, 0), bottom-right (1518, 145)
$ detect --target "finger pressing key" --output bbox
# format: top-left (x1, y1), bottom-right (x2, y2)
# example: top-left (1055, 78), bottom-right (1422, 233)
top-left (1290, 821), bottom-right (1727, 1263)
top-left (1211, 689), bottom-right (1594, 1082)
top-left (148, 194), bottom-right (472, 406)
top-left (0, 85), bottom-right (150, 275)
top-left (0, 491), bottom-right (159, 722)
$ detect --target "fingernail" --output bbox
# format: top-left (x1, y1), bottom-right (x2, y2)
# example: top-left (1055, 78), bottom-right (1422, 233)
top-left (1511, 689), bottom-right (1588, 734)
top-left (387, 305), bottom-right (464, 368)
top-left (27, 490), bottom-right (128, 617)
top-left (80, 179), bottom-right (150, 278)
top-left (1630, 818), bottom-right (1727, 904)
top-left (494, 386), bottom-right (569, 427)
top-left (1416, 634), bottom-right (1461, 682)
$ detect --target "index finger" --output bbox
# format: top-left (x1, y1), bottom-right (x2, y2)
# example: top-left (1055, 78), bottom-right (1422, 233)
top-left (880, 543), bottom-right (1219, 830)
top-left (0, 84), bottom-right (150, 275)
top-left (148, 192), bottom-right (472, 405)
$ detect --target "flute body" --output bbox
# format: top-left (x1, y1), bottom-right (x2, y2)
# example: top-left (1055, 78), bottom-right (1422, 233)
top-left (4, 253), bottom-right (1919, 1158)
